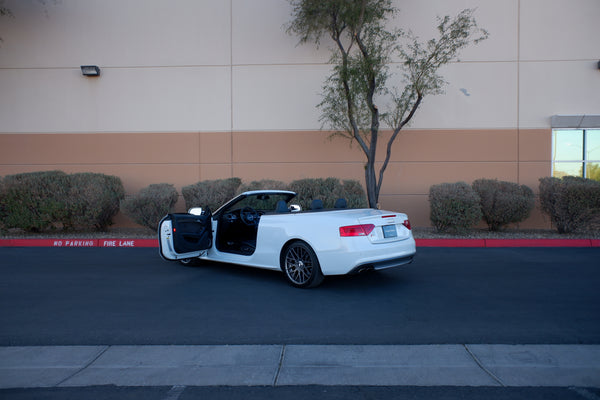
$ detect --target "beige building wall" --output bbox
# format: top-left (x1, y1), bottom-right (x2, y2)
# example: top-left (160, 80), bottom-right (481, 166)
top-left (1, 0), bottom-right (598, 228)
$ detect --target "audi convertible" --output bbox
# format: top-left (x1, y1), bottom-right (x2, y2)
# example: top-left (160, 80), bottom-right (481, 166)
top-left (158, 190), bottom-right (416, 288)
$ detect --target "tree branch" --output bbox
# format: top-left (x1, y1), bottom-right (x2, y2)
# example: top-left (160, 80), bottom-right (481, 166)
top-left (377, 94), bottom-right (422, 196)
top-left (332, 35), bottom-right (370, 157)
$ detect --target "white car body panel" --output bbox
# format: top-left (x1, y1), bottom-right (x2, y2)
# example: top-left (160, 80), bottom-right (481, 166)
top-left (159, 190), bottom-right (416, 279)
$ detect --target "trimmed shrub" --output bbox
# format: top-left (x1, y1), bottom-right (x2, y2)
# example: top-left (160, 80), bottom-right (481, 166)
top-left (339, 179), bottom-right (369, 209)
top-left (121, 183), bottom-right (179, 230)
top-left (472, 179), bottom-right (535, 231)
top-left (289, 178), bottom-right (339, 209)
top-left (539, 176), bottom-right (600, 233)
top-left (63, 173), bottom-right (125, 230)
top-left (0, 171), bottom-right (71, 231)
top-left (429, 182), bottom-right (482, 233)
top-left (182, 177), bottom-right (242, 211)
top-left (238, 179), bottom-right (289, 192)
top-left (288, 178), bottom-right (368, 209)
top-left (0, 171), bottom-right (124, 232)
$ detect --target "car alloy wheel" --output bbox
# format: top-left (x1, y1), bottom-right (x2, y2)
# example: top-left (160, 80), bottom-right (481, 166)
top-left (282, 241), bottom-right (324, 288)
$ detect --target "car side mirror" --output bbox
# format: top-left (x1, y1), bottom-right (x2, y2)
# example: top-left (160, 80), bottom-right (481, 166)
top-left (188, 207), bottom-right (203, 216)
top-left (289, 204), bottom-right (302, 212)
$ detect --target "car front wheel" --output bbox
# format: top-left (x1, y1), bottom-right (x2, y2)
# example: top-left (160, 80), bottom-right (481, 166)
top-left (179, 258), bottom-right (199, 266)
top-left (281, 241), bottom-right (324, 288)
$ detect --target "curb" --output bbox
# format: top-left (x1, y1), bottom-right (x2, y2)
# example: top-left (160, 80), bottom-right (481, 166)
top-left (0, 238), bottom-right (158, 248)
top-left (415, 238), bottom-right (600, 248)
top-left (0, 238), bottom-right (598, 248)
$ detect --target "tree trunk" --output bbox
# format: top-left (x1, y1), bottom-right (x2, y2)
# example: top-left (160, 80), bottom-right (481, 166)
top-left (365, 161), bottom-right (378, 208)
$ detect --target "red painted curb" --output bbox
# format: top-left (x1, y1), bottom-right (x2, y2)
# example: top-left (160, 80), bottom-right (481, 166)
top-left (485, 239), bottom-right (593, 247)
top-left (414, 238), bottom-right (598, 248)
top-left (0, 238), bottom-right (158, 248)
top-left (415, 239), bottom-right (486, 247)
top-left (98, 239), bottom-right (158, 248)
top-left (0, 238), bottom-right (597, 248)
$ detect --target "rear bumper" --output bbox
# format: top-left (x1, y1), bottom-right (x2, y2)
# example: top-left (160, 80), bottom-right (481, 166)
top-left (348, 253), bottom-right (415, 274)
top-left (316, 235), bottom-right (416, 276)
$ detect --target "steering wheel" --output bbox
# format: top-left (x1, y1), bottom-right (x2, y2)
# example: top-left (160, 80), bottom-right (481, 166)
top-left (239, 206), bottom-right (259, 226)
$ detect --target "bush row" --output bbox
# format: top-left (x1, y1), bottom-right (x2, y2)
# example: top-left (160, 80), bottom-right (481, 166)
top-left (0, 171), bottom-right (124, 232)
top-left (4, 171), bottom-right (597, 234)
top-left (0, 173), bottom-right (367, 232)
top-left (179, 177), bottom-right (367, 212)
top-left (429, 177), bottom-right (600, 233)
top-left (119, 177), bottom-right (369, 230)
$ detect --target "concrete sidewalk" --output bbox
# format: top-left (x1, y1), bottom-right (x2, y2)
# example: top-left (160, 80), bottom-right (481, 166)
top-left (1, 345), bottom-right (599, 388)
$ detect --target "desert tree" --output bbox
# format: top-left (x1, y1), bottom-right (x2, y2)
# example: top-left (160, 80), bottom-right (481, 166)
top-left (0, 0), bottom-right (14, 44)
top-left (287, 0), bottom-right (488, 207)
top-left (0, 0), bottom-right (59, 44)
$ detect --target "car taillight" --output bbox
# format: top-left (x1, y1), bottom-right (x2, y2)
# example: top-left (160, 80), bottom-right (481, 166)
top-left (402, 219), bottom-right (411, 230)
top-left (339, 224), bottom-right (375, 237)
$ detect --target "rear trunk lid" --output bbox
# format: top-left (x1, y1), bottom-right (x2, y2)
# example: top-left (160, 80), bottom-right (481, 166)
top-left (358, 211), bottom-right (412, 243)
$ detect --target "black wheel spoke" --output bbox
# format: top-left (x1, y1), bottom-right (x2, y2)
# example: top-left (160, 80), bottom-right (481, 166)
top-left (283, 242), bottom-right (323, 287)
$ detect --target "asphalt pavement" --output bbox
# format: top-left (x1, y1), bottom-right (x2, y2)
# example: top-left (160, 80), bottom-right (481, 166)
top-left (2, 247), bottom-right (599, 345)
top-left (1, 246), bottom-right (599, 394)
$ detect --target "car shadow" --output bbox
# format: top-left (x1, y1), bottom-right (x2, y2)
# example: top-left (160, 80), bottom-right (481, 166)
top-left (180, 259), bottom-right (285, 284)
top-left (322, 270), bottom-right (408, 291)
top-left (176, 259), bottom-right (408, 292)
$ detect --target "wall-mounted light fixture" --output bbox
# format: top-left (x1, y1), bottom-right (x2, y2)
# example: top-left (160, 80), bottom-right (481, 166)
top-left (80, 65), bottom-right (100, 77)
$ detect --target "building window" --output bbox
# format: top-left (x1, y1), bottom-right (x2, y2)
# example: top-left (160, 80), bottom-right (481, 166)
top-left (552, 129), bottom-right (600, 181)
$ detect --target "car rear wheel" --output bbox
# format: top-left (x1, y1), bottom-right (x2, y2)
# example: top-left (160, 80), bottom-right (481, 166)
top-left (281, 241), bottom-right (324, 288)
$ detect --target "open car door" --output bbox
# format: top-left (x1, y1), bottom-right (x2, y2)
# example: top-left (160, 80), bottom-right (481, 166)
top-left (158, 209), bottom-right (212, 261)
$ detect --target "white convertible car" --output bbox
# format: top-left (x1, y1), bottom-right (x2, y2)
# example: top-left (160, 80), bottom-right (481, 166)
top-left (159, 190), bottom-right (416, 288)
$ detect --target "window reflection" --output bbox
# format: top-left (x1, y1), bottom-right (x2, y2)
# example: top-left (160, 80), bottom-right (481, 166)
top-left (586, 130), bottom-right (600, 161)
top-left (552, 162), bottom-right (583, 178)
top-left (552, 129), bottom-right (600, 181)
top-left (553, 130), bottom-right (583, 161)
top-left (586, 162), bottom-right (600, 182)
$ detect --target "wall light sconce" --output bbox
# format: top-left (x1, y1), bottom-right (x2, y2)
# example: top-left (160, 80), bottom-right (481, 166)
top-left (80, 65), bottom-right (100, 77)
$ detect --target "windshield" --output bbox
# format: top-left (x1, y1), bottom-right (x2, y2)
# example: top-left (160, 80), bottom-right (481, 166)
top-left (219, 192), bottom-right (296, 214)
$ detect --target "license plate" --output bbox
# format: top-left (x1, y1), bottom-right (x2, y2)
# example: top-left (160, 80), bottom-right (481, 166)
top-left (382, 224), bottom-right (397, 238)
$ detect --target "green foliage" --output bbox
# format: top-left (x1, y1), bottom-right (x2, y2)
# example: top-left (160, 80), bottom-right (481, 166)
top-left (182, 178), bottom-right (242, 211)
top-left (472, 179), bottom-right (535, 231)
top-left (339, 179), bottom-right (369, 209)
top-left (121, 183), bottom-right (179, 230)
top-left (0, 1), bottom-right (14, 45)
top-left (429, 182), bottom-right (482, 233)
top-left (0, 171), bottom-right (70, 231)
top-left (287, 0), bottom-right (487, 207)
top-left (64, 173), bottom-right (125, 230)
top-left (539, 176), bottom-right (600, 234)
top-left (0, 171), bottom-right (124, 232)
top-left (289, 178), bottom-right (339, 209)
top-left (287, 0), bottom-right (395, 47)
top-left (238, 179), bottom-right (289, 192)
top-left (288, 177), bottom-right (367, 209)
top-left (0, 1), bottom-right (12, 18)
